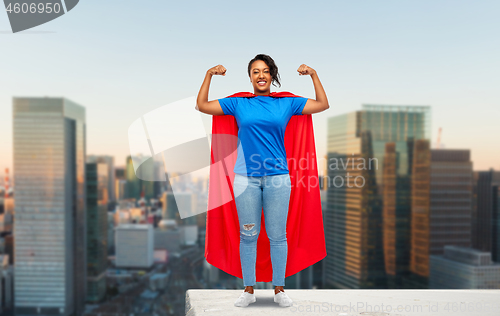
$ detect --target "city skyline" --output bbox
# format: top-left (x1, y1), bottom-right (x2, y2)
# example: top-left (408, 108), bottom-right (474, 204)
top-left (1, 1), bottom-right (500, 174)
top-left (1, 98), bottom-right (498, 181)
top-left (2, 78), bottom-right (499, 316)
top-left (1, 2), bottom-right (499, 314)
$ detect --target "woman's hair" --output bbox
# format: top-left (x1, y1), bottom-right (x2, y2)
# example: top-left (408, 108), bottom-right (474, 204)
top-left (247, 54), bottom-right (281, 88)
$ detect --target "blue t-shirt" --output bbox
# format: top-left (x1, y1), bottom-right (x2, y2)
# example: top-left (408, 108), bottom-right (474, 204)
top-left (218, 96), bottom-right (308, 176)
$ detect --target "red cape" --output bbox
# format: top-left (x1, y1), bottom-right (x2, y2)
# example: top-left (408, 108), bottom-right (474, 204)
top-left (204, 91), bottom-right (326, 282)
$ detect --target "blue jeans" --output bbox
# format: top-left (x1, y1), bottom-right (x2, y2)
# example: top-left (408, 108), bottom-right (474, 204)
top-left (232, 173), bottom-right (292, 287)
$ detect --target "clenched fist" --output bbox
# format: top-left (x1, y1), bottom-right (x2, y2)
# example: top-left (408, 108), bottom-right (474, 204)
top-left (297, 64), bottom-right (316, 76)
top-left (207, 64), bottom-right (227, 76)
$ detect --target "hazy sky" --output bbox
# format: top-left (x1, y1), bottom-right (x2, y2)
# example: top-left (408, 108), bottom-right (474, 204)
top-left (1, 0), bottom-right (499, 179)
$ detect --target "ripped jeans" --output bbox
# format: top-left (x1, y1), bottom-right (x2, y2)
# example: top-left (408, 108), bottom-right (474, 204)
top-left (232, 173), bottom-right (292, 287)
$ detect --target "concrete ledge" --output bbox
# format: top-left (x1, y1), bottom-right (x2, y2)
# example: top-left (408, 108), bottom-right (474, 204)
top-left (186, 289), bottom-right (500, 316)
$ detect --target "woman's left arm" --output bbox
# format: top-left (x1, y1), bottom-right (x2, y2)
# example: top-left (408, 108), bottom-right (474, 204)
top-left (298, 64), bottom-right (330, 114)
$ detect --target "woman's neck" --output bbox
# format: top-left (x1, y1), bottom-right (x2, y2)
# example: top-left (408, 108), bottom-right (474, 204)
top-left (253, 90), bottom-right (271, 96)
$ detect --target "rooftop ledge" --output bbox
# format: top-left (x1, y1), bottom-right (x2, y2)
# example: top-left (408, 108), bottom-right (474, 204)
top-left (186, 289), bottom-right (500, 316)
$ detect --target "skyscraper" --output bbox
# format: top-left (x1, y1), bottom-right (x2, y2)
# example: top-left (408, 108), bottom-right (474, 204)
top-left (472, 170), bottom-right (500, 261)
top-left (13, 97), bottom-right (86, 316)
top-left (114, 166), bottom-right (127, 201)
top-left (87, 155), bottom-right (116, 203)
top-left (85, 162), bottom-right (108, 303)
top-left (125, 155), bottom-right (154, 201)
top-left (326, 104), bottom-right (430, 289)
top-left (429, 150), bottom-right (473, 255)
top-left (410, 148), bottom-right (473, 288)
top-left (408, 139), bottom-right (431, 285)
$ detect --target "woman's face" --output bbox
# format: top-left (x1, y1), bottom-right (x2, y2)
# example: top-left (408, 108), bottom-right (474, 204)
top-left (250, 60), bottom-right (271, 94)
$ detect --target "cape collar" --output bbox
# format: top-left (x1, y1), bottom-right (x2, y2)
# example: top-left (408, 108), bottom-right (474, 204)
top-left (226, 91), bottom-right (302, 98)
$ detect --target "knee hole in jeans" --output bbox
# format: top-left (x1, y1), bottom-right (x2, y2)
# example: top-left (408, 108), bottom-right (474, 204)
top-left (241, 223), bottom-right (259, 237)
top-left (243, 223), bottom-right (255, 231)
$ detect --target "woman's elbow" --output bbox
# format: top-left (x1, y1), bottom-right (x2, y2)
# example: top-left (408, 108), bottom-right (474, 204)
top-left (195, 102), bottom-right (204, 112)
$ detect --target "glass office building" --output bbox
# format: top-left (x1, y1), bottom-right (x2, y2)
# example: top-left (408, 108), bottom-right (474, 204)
top-left (473, 170), bottom-right (500, 261)
top-left (326, 105), bottom-right (430, 289)
top-left (87, 155), bottom-right (116, 203)
top-left (86, 162), bottom-right (108, 303)
top-left (430, 245), bottom-right (500, 289)
top-left (13, 97), bottom-right (86, 316)
top-left (125, 155), bottom-right (155, 201)
top-left (408, 139), bottom-right (431, 282)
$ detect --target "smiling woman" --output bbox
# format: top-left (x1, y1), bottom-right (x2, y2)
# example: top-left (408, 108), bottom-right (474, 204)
top-left (196, 53), bottom-right (329, 308)
top-left (247, 54), bottom-right (281, 95)
top-left (196, 54), bottom-right (329, 116)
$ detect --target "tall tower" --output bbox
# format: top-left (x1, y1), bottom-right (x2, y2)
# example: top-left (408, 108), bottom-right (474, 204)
top-left (87, 155), bottom-right (116, 203)
top-left (125, 155), bottom-right (155, 201)
top-left (472, 169), bottom-right (500, 257)
top-left (85, 162), bottom-right (109, 303)
top-left (13, 97), bottom-right (86, 316)
top-left (326, 104), bottom-right (430, 289)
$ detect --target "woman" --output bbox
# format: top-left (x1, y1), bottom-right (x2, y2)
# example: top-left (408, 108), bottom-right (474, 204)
top-left (196, 54), bottom-right (329, 307)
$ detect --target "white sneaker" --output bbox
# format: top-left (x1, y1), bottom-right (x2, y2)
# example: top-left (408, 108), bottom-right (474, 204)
top-left (234, 291), bottom-right (256, 307)
top-left (274, 291), bottom-right (293, 307)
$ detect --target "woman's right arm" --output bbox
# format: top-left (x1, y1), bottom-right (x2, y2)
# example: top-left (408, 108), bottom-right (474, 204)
top-left (195, 65), bottom-right (227, 116)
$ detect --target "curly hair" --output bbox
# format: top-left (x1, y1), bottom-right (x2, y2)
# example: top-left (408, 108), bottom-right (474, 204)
top-left (247, 54), bottom-right (281, 88)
